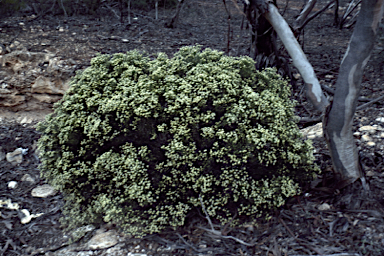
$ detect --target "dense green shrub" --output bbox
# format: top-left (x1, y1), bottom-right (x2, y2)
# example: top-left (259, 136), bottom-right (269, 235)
top-left (37, 46), bottom-right (318, 237)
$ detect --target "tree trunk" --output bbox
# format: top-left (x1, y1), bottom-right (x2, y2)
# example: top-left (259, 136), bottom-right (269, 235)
top-left (323, 0), bottom-right (384, 188)
top-left (264, 3), bottom-right (329, 111)
top-left (165, 0), bottom-right (185, 28)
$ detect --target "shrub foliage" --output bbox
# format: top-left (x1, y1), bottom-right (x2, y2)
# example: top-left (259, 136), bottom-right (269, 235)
top-left (37, 46), bottom-right (318, 236)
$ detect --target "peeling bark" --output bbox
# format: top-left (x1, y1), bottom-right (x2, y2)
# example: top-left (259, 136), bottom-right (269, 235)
top-left (323, 0), bottom-right (384, 188)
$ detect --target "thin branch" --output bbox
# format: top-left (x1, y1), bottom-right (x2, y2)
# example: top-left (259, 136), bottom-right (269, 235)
top-left (198, 227), bottom-right (255, 246)
top-left (299, 116), bottom-right (322, 123)
top-left (222, 0), bottom-right (231, 53)
top-left (289, 254), bottom-right (360, 256)
top-left (339, 0), bottom-right (361, 28)
top-left (298, 0), bottom-right (336, 31)
top-left (128, 0), bottom-right (131, 24)
top-left (198, 195), bottom-right (254, 246)
top-left (199, 195), bottom-right (214, 230)
top-left (59, 0), bottom-right (67, 17)
top-left (230, 0), bottom-right (246, 17)
top-left (356, 94), bottom-right (384, 111)
top-left (104, 3), bottom-right (121, 20)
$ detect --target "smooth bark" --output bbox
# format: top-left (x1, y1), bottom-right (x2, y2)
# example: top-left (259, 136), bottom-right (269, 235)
top-left (264, 3), bottom-right (329, 111)
top-left (323, 0), bottom-right (384, 187)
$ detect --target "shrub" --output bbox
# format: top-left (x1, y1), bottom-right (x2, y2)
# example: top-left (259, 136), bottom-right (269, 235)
top-left (37, 46), bottom-right (318, 237)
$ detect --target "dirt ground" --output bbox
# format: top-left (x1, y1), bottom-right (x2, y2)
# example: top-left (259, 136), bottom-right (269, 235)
top-left (1, 0), bottom-right (384, 255)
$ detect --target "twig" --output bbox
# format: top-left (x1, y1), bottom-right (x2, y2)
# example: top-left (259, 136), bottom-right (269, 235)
top-left (299, 116), bottom-right (322, 123)
top-left (59, 0), bottom-right (68, 17)
top-left (278, 217), bottom-right (296, 238)
top-left (176, 233), bottom-right (199, 252)
top-left (222, 0), bottom-right (231, 53)
top-left (104, 3), bottom-right (121, 20)
top-left (289, 254), bottom-right (360, 256)
top-left (356, 94), bottom-right (384, 110)
top-left (128, 0), bottom-right (131, 24)
top-left (155, 0), bottom-right (158, 20)
top-left (339, 0), bottom-right (361, 28)
top-left (298, 0), bottom-right (336, 31)
top-left (198, 195), bottom-right (255, 246)
top-left (279, 217), bottom-right (324, 255)
top-left (230, 0), bottom-right (246, 17)
top-left (198, 227), bottom-right (255, 246)
top-left (199, 195), bottom-right (214, 230)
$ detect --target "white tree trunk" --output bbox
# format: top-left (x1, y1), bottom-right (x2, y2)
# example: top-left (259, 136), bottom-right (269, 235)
top-left (323, 0), bottom-right (384, 188)
top-left (264, 3), bottom-right (329, 111)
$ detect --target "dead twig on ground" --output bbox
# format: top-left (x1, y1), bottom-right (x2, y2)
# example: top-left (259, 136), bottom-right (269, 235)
top-left (222, 0), bottom-right (232, 53)
top-left (356, 94), bottom-right (384, 110)
top-left (198, 195), bottom-right (255, 246)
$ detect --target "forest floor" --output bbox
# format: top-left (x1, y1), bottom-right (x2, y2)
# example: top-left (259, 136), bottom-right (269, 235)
top-left (1, 0), bottom-right (384, 255)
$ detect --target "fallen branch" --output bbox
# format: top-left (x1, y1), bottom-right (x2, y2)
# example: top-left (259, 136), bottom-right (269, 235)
top-left (299, 116), bottom-right (322, 123)
top-left (198, 195), bottom-right (255, 246)
top-left (356, 94), bottom-right (384, 111)
top-left (289, 254), bottom-right (360, 256)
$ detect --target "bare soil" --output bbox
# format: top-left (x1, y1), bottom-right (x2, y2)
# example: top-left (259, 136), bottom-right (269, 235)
top-left (1, 0), bottom-right (384, 255)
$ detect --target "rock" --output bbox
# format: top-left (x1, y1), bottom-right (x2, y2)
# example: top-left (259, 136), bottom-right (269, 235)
top-left (31, 184), bottom-right (56, 198)
top-left (71, 225), bottom-right (96, 243)
top-left (19, 209), bottom-right (44, 224)
top-left (31, 93), bottom-right (62, 103)
top-left (359, 125), bottom-right (377, 134)
top-left (361, 134), bottom-right (372, 142)
top-left (31, 76), bottom-right (70, 94)
top-left (300, 122), bottom-right (323, 139)
top-left (6, 148), bottom-right (28, 165)
top-left (20, 209), bottom-right (32, 224)
top-left (376, 117), bottom-right (384, 123)
top-left (86, 230), bottom-right (119, 250)
top-left (317, 203), bottom-right (331, 211)
top-left (0, 50), bottom-right (77, 110)
top-left (0, 94), bottom-right (25, 107)
top-left (21, 174), bottom-right (36, 184)
top-left (0, 199), bottom-right (19, 210)
top-left (353, 131), bottom-right (361, 137)
top-left (20, 116), bottom-right (33, 124)
top-left (367, 141), bottom-right (376, 147)
top-left (366, 171), bottom-right (376, 176)
top-left (8, 181), bottom-right (18, 189)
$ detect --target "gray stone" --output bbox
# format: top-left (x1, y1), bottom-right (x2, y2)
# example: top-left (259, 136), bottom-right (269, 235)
top-left (86, 230), bottom-right (119, 250)
top-left (8, 181), bottom-right (18, 189)
top-left (300, 122), bottom-right (323, 139)
top-left (359, 125), bottom-right (377, 134)
top-left (317, 203), bottom-right (331, 211)
top-left (31, 184), bottom-right (56, 198)
top-left (6, 148), bottom-right (28, 165)
top-left (361, 134), bottom-right (372, 142)
top-left (0, 50), bottom-right (76, 110)
top-left (21, 174), bottom-right (36, 184)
